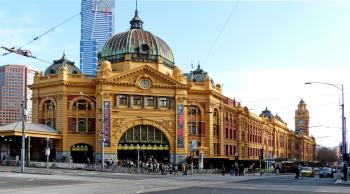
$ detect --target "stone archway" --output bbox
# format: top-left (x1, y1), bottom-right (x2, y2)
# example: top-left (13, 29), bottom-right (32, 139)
top-left (117, 124), bottom-right (171, 163)
top-left (114, 118), bottom-right (175, 152)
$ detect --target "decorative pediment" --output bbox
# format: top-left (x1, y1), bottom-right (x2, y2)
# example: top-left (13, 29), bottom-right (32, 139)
top-left (99, 65), bottom-right (190, 89)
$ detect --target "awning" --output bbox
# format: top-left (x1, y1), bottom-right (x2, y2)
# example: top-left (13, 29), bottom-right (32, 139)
top-left (0, 122), bottom-right (62, 139)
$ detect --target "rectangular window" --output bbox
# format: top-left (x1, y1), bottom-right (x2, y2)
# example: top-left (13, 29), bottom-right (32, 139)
top-left (146, 96), bottom-right (154, 106)
top-left (213, 125), bottom-right (217, 136)
top-left (133, 95), bottom-right (141, 106)
top-left (72, 118), bottom-right (76, 132)
top-left (225, 145), bottom-right (229, 156)
top-left (159, 97), bottom-right (168, 107)
top-left (134, 127), bottom-right (140, 141)
top-left (119, 95), bottom-right (127, 105)
top-left (230, 129), bottom-right (232, 139)
top-left (78, 118), bottom-right (86, 133)
top-left (213, 143), bottom-right (217, 155)
top-left (141, 125), bottom-right (147, 141)
top-left (88, 118), bottom-right (95, 132)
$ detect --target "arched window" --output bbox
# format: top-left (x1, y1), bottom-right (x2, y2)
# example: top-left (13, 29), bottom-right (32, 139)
top-left (187, 105), bottom-right (202, 135)
top-left (73, 99), bottom-right (92, 110)
top-left (69, 99), bottom-right (95, 133)
top-left (213, 109), bottom-right (219, 137)
top-left (46, 118), bottom-right (53, 128)
top-left (41, 100), bottom-right (56, 129)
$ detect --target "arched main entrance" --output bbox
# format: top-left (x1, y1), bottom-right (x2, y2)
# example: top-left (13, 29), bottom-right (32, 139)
top-left (70, 143), bottom-right (93, 163)
top-left (118, 125), bottom-right (170, 163)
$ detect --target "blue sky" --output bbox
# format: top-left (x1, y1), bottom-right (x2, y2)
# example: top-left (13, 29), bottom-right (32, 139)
top-left (1, 0), bottom-right (350, 148)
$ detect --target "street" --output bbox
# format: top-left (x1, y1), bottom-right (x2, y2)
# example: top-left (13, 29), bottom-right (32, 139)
top-left (0, 167), bottom-right (349, 194)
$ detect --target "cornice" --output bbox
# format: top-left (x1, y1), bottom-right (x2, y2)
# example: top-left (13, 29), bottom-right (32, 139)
top-left (30, 81), bottom-right (95, 89)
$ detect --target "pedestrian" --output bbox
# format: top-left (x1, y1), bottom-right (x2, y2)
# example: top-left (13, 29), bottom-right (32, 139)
top-left (230, 164), bottom-right (234, 176)
top-left (342, 164), bottom-right (348, 181)
top-left (276, 164), bottom-right (280, 175)
top-left (174, 165), bottom-right (179, 176)
top-left (222, 165), bottom-right (226, 176)
top-left (295, 164), bottom-right (301, 180)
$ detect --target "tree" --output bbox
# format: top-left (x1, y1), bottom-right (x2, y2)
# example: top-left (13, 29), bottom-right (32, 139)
top-left (316, 147), bottom-right (338, 166)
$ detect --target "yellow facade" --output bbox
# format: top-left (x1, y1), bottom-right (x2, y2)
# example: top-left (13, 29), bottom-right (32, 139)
top-left (29, 60), bottom-right (315, 165)
top-left (29, 10), bottom-right (315, 166)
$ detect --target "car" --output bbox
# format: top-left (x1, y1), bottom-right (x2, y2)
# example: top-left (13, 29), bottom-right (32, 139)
top-left (319, 167), bottom-right (334, 178)
top-left (300, 166), bottom-right (315, 177)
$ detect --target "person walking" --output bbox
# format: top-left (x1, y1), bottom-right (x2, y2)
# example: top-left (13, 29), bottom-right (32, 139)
top-left (230, 164), bottom-right (234, 176)
top-left (342, 164), bottom-right (348, 181)
top-left (295, 164), bottom-right (301, 180)
top-left (221, 164), bottom-right (226, 176)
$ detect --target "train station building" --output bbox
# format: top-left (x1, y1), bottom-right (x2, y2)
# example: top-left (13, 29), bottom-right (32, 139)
top-left (0, 9), bottom-right (315, 168)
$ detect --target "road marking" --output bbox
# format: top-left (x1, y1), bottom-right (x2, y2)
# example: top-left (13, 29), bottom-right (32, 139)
top-left (135, 183), bottom-right (144, 194)
top-left (26, 178), bottom-right (34, 182)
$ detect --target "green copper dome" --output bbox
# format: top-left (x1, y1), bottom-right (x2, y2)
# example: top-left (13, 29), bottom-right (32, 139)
top-left (100, 9), bottom-right (175, 68)
top-left (44, 53), bottom-right (81, 76)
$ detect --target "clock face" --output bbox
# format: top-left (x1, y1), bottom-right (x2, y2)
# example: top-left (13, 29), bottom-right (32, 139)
top-left (299, 119), bottom-right (304, 125)
top-left (139, 79), bottom-right (150, 89)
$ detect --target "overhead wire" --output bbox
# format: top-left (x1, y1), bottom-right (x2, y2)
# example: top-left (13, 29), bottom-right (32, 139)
top-left (20, 12), bottom-right (81, 48)
top-left (203, 0), bottom-right (240, 64)
top-left (1, 12), bottom-right (80, 64)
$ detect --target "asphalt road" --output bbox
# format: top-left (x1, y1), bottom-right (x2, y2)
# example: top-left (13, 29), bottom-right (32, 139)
top-left (0, 167), bottom-right (349, 194)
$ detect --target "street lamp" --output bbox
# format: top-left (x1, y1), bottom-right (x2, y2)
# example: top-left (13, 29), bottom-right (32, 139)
top-left (80, 92), bottom-right (105, 171)
top-left (305, 82), bottom-right (347, 163)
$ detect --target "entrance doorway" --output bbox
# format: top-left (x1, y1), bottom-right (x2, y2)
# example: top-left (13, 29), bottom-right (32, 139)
top-left (117, 125), bottom-right (170, 163)
top-left (70, 143), bottom-right (93, 163)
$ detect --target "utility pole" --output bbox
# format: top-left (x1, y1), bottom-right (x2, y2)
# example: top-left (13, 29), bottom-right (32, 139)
top-left (20, 101), bottom-right (26, 173)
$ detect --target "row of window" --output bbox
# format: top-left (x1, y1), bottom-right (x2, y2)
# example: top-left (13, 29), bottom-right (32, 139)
top-left (117, 95), bottom-right (170, 108)
top-left (225, 128), bottom-right (237, 140)
top-left (225, 145), bottom-right (237, 156)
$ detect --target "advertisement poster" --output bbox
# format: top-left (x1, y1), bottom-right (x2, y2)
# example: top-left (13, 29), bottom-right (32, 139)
top-left (103, 101), bottom-right (111, 147)
top-left (177, 104), bottom-right (184, 148)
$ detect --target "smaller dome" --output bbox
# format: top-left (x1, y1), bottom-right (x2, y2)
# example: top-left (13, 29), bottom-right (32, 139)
top-left (260, 107), bottom-right (273, 119)
top-left (184, 64), bottom-right (208, 82)
top-left (44, 53), bottom-right (81, 75)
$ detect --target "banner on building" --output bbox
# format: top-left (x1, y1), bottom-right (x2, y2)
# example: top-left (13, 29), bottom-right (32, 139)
top-left (103, 101), bottom-right (111, 147)
top-left (177, 104), bottom-right (184, 148)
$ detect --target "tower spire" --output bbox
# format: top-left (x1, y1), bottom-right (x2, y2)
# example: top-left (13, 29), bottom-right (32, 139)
top-left (130, 0), bottom-right (143, 29)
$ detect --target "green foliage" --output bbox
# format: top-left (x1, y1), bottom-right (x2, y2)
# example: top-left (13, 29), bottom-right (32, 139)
top-left (316, 147), bottom-right (338, 166)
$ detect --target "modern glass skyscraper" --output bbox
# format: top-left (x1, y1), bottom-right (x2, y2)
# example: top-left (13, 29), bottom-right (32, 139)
top-left (80, 0), bottom-right (114, 75)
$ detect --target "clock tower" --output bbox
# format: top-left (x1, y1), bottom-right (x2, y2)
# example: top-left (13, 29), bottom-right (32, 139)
top-left (295, 99), bottom-right (310, 135)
